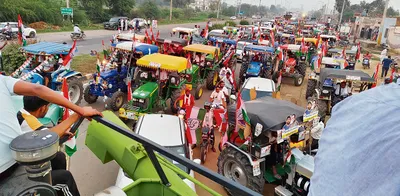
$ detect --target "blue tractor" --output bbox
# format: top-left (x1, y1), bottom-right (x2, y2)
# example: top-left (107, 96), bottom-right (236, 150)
top-left (84, 42), bottom-right (159, 111)
top-left (13, 42), bottom-right (84, 105)
top-left (239, 45), bottom-right (275, 85)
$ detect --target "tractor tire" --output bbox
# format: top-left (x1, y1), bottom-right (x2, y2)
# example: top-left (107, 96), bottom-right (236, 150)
top-left (170, 85), bottom-right (186, 114)
top-left (296, 62), bottom-right (307, 77)
top-left (83, 85), bottom-right (98, 104)
top-left (200, 145), bottom-right (207, 164)
top-left (294, 74), bottom-right (304, 86)
top-left (194, 84), bottom-right (204, 100)
top-left (271, 71), bottom-right (279, 83)
top-left (218, 146), bottom-right (264, 195)
top-left (231, 57), bottom-right (238, 72)
top-left (262, 69), bottom-right (272, 79)
top-left (67, 77), bottom-right (83, 105)
top-left (206, 68), bottom-right (219, 90)
top-left (306, 79), bottom-right (317, 99)
top-left (317, 99), bottom-right (328, 121)
top-left (239, 63), bottom-right (248, 85)
top-left (110, 91), bottom-right (126, 111)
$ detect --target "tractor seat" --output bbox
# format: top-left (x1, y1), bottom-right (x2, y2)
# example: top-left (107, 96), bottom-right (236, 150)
top-left (285, 58), bottom-right (296, 66)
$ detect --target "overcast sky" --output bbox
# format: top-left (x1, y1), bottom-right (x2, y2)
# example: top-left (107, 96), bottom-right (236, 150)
top-left (225, 0), bottom-right (400, 13)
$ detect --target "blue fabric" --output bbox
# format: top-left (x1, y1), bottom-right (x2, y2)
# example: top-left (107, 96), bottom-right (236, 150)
top-left (382, 58), bottom-right (393, 68)
top-left (309, 84), bottom-right (400, 196)
top-left (22, 42), bottom-right (73, 55)
top-left (244, 45), bottom-right (275, 53)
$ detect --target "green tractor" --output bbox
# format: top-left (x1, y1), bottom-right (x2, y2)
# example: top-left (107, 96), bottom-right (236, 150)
top-left (218, 96), bottom-right (314, 195)
top-left (183, 44), bottom-right (221, 90)
top-left (119, 53), bottom-right (204, 122)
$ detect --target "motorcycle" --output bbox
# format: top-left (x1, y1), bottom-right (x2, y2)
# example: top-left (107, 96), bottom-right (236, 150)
top-left (70, 31), bottom-right (86, 40)
top-left (362, 57), bottom-right (370, 69)
top-left (200, 125), bottom-right (215, 163)
top-left (0, 31), bottom-right (17, 41)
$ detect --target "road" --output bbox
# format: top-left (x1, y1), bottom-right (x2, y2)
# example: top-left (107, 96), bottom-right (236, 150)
top-left (37, 21), bottom-right (221, 55)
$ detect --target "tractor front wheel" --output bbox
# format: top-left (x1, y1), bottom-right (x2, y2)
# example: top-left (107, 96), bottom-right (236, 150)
top-left (294, 74), bottom-right (304, 86)
top-left (239, 63), bottom-right (248, 85)
top-left (218, 146), bottom-right (264, 195)
top-left (67, 77), bottom-right (83, 105)
top-left (296, 62), bottom-right (307, 77)
top-left (206, 69), bottom-right (219, 90)
top-left (306, 79), bottom-right (317, 99)
top-left (194, 84), bottom-right (204, 100)
top-left (83, 85), bottom-right (98, 104)
top-left (110, 91), bottom-right (126, 111)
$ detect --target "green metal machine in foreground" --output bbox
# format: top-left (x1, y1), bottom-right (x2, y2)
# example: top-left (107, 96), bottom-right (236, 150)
top-left (86, 111), bottom-right (260, 196)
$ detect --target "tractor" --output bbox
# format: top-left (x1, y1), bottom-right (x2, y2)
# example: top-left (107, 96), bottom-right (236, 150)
top-left (273, 44), bottom-right (307, 86)
top-left (240, 45), bottom-right (275, 85)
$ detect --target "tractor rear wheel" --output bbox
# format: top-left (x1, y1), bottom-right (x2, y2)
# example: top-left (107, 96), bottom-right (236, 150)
top-left (206, 68), bottom-right (220, 90)
top-left (83, 85), bottom-right (98, 104)
top-left (67, 77), bottom-right (83, 105)
top-left (317, 99), bottom-right (328, 120)
top-left (306, 79), bottom-right (317, 99)
top-left (218, 146), bottom-right (264, 195)
top-left (170, 85), bottom-right (186, 113)
top-left (296, 62), bottom-right (306, 77)
top-left (239, 63), bottom-right (248, 85)
top-left (110, 91), bottom-right (126, 111)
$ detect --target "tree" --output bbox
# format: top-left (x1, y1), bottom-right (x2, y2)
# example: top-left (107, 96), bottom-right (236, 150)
top-left (163, 0), bottom-right (192, 8)
top-left (387, 7), bottom-right (400, 17)
top-left (80, 0), bottom-right (109, 23)
top-left (334, 0), bottom-right (350, 13)
top-left (108, 0), bottom-right (135, 16)
top-left (138, 1), bottom-right (160, 19)
top-left (222, 5), bottom-right (236, 16)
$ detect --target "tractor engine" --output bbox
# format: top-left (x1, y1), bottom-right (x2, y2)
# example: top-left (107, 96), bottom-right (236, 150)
top-left (283, 58), bottom-right (297, 74)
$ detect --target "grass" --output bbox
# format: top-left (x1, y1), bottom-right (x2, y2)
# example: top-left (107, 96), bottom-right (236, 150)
top-left (36, 24), bottom-right (104, 33)
top-left (71, 54), bottom-right (98, 74)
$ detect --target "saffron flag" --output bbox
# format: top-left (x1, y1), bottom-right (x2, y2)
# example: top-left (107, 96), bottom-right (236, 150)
top-left (371, 63), bottom-right (380, 88)
top-left (185, 106), bottom-right (206, 145)
top-left (270, 30), bottom-right (275, 47)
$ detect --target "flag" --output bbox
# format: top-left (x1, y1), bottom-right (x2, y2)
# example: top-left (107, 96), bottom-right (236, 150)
top-left (145, 29), bottom-right (151, 44)
top-left (270, 30), bottom-right (275, 47)
top-left (301, 36), bottom-right (307, 53)
top-left (132, 34), bottom-right (136, 53)
top-left (96, 55), bottom-right (101, 73)
top-left (389, 67), bottom-right (395, 83)
top-left (277, 47), bottom-right (284, 62)
top-left (102, 40), bottom-right (109, 59)
top-left (341, 47), bottom-right (346, 59)
top-left (118, 28), bottom-right (121, 34)
top-left (186, 53), bottom-right (192, 69)
top-left (276, 71), bottom-right (282, 91)
top-left (127, 80), bottom-right (133, 102)
top-left (315, 33), bottom-right (321, 48)
top-left (185, 106), bottom-right (206, 145)
top-left (150, 27), bottom-right (155, 43)
top-left (356, 42), bottom-right (361, 61)
top-left (251, 27), bottom-right (254, 39)
top-left (204, 24), bottom-right (209, 38)
top-left (156, 30), bottom-right (160, 40)
top-left (62, 78), bottom-right (78, 156)
top-left (17, 14), bottom-right (26, 46)
top-left (62, 40), bottom-right (77, 69)
top-left (371, 63), bottom-right (380, 88)
top-left (235, 93), bottom-right (251, 140)
top-left (214, 108), bottom-right (228, 149)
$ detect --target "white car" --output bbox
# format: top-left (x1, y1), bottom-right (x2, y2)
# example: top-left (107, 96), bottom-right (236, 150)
top-left (240, 77), bottom-right (276, 101)
top-left (230, 16), bottom-right (237, 20)
top-left (0, 22), bottom-right (37, 38)
top-left (115, 114), bottom-right (196, 192)
top-left (129, 18), bottom-right (148, 28)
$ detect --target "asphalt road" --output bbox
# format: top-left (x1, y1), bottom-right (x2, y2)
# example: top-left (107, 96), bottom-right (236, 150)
top-left (36, 21), bottom-right (222, 55)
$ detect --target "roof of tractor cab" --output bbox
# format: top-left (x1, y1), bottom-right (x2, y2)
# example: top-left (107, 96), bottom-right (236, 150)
top-left (227, 96), bottom-right (304, 131)
top-left (320, 68), bottom-right (375, 83)
top-left (114, 42), bottom-right (159, 54)
top-left (244, 45), bottom-right (275, 53)
top-left (136, 53), bottom-right (187, 72)
top-left (21, 42), bottom-right (73, 55)
top-left (183, 44), bottom-right (220, 55)
top-left (136, 114), bottom-right (185, 146)
top-left (116, 33), bottom-right (146, 42)
top-left (242, 77), bottom-right (276, 92)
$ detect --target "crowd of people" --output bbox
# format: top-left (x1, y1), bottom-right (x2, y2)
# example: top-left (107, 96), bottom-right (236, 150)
top-left (360, 26), bottom-right (380, 41)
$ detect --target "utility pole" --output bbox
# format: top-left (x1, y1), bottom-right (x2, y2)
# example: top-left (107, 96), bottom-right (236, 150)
top-left (377, 0), bottom-right (389, 45)
top-left (238, 0), bottom-right (242, 17)
top-left (66, 0), bottom-right (69, 8)
top-left (338, 0), bottom-right (345, 26)
top-left (217, 0), bottom-right (222, 19)
top-left (169, 0), bottom-right (173, 21)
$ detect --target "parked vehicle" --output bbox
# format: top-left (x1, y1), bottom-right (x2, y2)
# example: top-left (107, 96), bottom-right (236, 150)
top-left (239, 77), bottom-right (276, 102)
top-left (155, 37), bottom-right (188, 57)
top-left (0, 22), bottom-right (37, 38)
top-left (104, 17), bottom-right (128, 30)
top-left (130, 18), bottom-right (148, 28)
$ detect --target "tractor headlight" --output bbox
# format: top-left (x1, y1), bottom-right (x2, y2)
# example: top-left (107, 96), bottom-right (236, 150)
top-left (133, 98), bottom-right (138, 102)
top-left (301, 56), bottom-right (306, 61)
top-left (108, 84), bottom-right (113, 89)
top-left (140, 72), bottom-right (148, 79)
top-left (139, 99), bottom-right (145, 103)
top-left (170, 76), bottom-right (177, 84)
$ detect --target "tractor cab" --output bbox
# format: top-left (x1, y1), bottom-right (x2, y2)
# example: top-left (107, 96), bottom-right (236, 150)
top-left (119, 53), bottom-right (189, 122)
top-left (171, 27), bottom-right (200, 44)
top-left (84, 42), bottom-right (158, 111)
top-left (240, 45), bottom-right (275, 83)
top-left (155, 37), bottom-right (188, 57)
top-left (295, 37), bottom-right (318, 63)
top-left (277, 33), bottom-right (296, 44)
top-left (219, 96), bottom-right (311, 195)
top-left (274, 44), bottom-right (307, 86)
top-left (306, 68), bottom-right (375, 120)
top-left (326, 47), bottom-right (358, 70)
top-left (183, 44), bottom-right (221, 90)
top-left (320, 34), bottom-right (337, 48)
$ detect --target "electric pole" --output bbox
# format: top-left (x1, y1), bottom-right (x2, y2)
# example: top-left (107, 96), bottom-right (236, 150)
top-left (377, 0), bottom-right (389, 44)
top-left (169, 0), bottom-right (173, 21)
top-left (217, 0), bottom-right (222, 19)
top-left (338, 0), bottom-right (345, 26)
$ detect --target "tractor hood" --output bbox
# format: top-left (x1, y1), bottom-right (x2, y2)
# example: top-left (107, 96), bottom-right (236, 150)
top-left (246, 62), bottom-right (261, 75)
top-left (100, 66), bottom-right (127, 79)
top-left (228, 96), bottom-right (304, 131)
top-left (132, 82), bottom-right (158, 99)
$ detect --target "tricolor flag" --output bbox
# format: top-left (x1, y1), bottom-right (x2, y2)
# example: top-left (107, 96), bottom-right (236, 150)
top-left (62, 40), bottom-right (77, 69)
top-left (301, 37), bottom-right (307, 53)
top-left (150, 27), bottom-right (155, 43)
top-left (277, 47), bottom-right (284, 62)
top-left (102, 40), bottom-right (108, 59)
top-left (315, 33), bottom-right (321, 48)
top-left (270, 30), bottom-right (275, 47)
top-left (156, 30), bottom-right (160, 40)
top-left (62, 78), bottom-right (78, 156)
top-left (389, 67), bottom-right (396, 83)
top-left (371, 63), bottom-right (380, 88)
top-left (186, 53), bottom-right (192, 69)
top-left (276, 71), bottom-right (282, 91)
top-left (204, 24), bottom-right (209, 38)
top-left (235, 93), bottom-right (251, 140)
top-left (17, 14), bottom-right (27, 46)
top-left (185, 106), bottom-right (206, 145)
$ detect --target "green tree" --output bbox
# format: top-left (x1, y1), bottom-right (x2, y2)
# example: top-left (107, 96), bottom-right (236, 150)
top-left (138, 1), bottom-right (160, 19)
top-left (222, 5), bottom-right (236, 16)
top-left (109, 0), bottom-right (135, 16)
top-left (163, 0), bottom-right (193, 8)
top-left (334, 0), bottom-right (350, 13)
top-left (387, 7), bottom-right (400, 17)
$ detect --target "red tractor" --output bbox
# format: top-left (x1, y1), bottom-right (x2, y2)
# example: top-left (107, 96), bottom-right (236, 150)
top-left (272, 44), bottom-right (307, 86)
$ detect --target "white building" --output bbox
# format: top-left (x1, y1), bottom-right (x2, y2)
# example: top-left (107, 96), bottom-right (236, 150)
top-left (189, 0), bottom-right (217, 11)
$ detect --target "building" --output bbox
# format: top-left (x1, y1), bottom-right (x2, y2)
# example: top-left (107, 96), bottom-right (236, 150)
top-left (189, 0), bottom-right (217, 11)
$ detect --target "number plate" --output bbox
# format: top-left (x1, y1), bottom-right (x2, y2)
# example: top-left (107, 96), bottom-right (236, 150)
top-left (126, 112), bottom-right (138, 120)
top-left (253, 160), bottom-right (261, 176)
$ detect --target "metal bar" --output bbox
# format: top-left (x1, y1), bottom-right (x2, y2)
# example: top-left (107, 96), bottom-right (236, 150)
top-left (143, 144), bottom-right (171, 187)
top-left (92, 116), bottom-right (262, 196)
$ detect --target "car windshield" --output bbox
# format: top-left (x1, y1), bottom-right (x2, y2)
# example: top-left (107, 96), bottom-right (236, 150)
top-left (163, 145), bottom-right (189, 176)
top-left (109, 18), bottom-right (119, 22)
top-left (237, 43), bottom-right (245, 50)
top-left (241, 88), bottom-right (273, 101)
top-left (0, 24), bottom-right (5, 28)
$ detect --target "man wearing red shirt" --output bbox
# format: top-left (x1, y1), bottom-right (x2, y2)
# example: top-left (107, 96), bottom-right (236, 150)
top-left (174, 88), bottom-right (194, 110)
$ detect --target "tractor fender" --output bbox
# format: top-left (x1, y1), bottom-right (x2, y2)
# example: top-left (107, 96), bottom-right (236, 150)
top-left (224, 142), bottom-right (259, 166)
top-left (63, 71), bottom-right (83, 79)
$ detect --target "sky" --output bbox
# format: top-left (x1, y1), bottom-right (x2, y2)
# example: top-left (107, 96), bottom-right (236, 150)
top-left (224, 0), bottom-right (400, 13)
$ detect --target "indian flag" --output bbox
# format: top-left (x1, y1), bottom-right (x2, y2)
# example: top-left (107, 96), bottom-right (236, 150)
top-left (17, 14), bottom-right (27, 46)
top-left (235, 93), bottom-right (251, 140)
top-left (62, 78), bottom-right (78, 156)
top-left (185, 106), bottom-right (206, 145)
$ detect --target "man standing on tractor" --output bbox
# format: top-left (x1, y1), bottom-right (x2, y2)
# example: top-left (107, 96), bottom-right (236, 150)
top-left (219, 63), bottom-right (232, 80)
top-left (174, 88), bottom-right (195, 111)
top-left (334, 81), bottom-right (350, 98)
